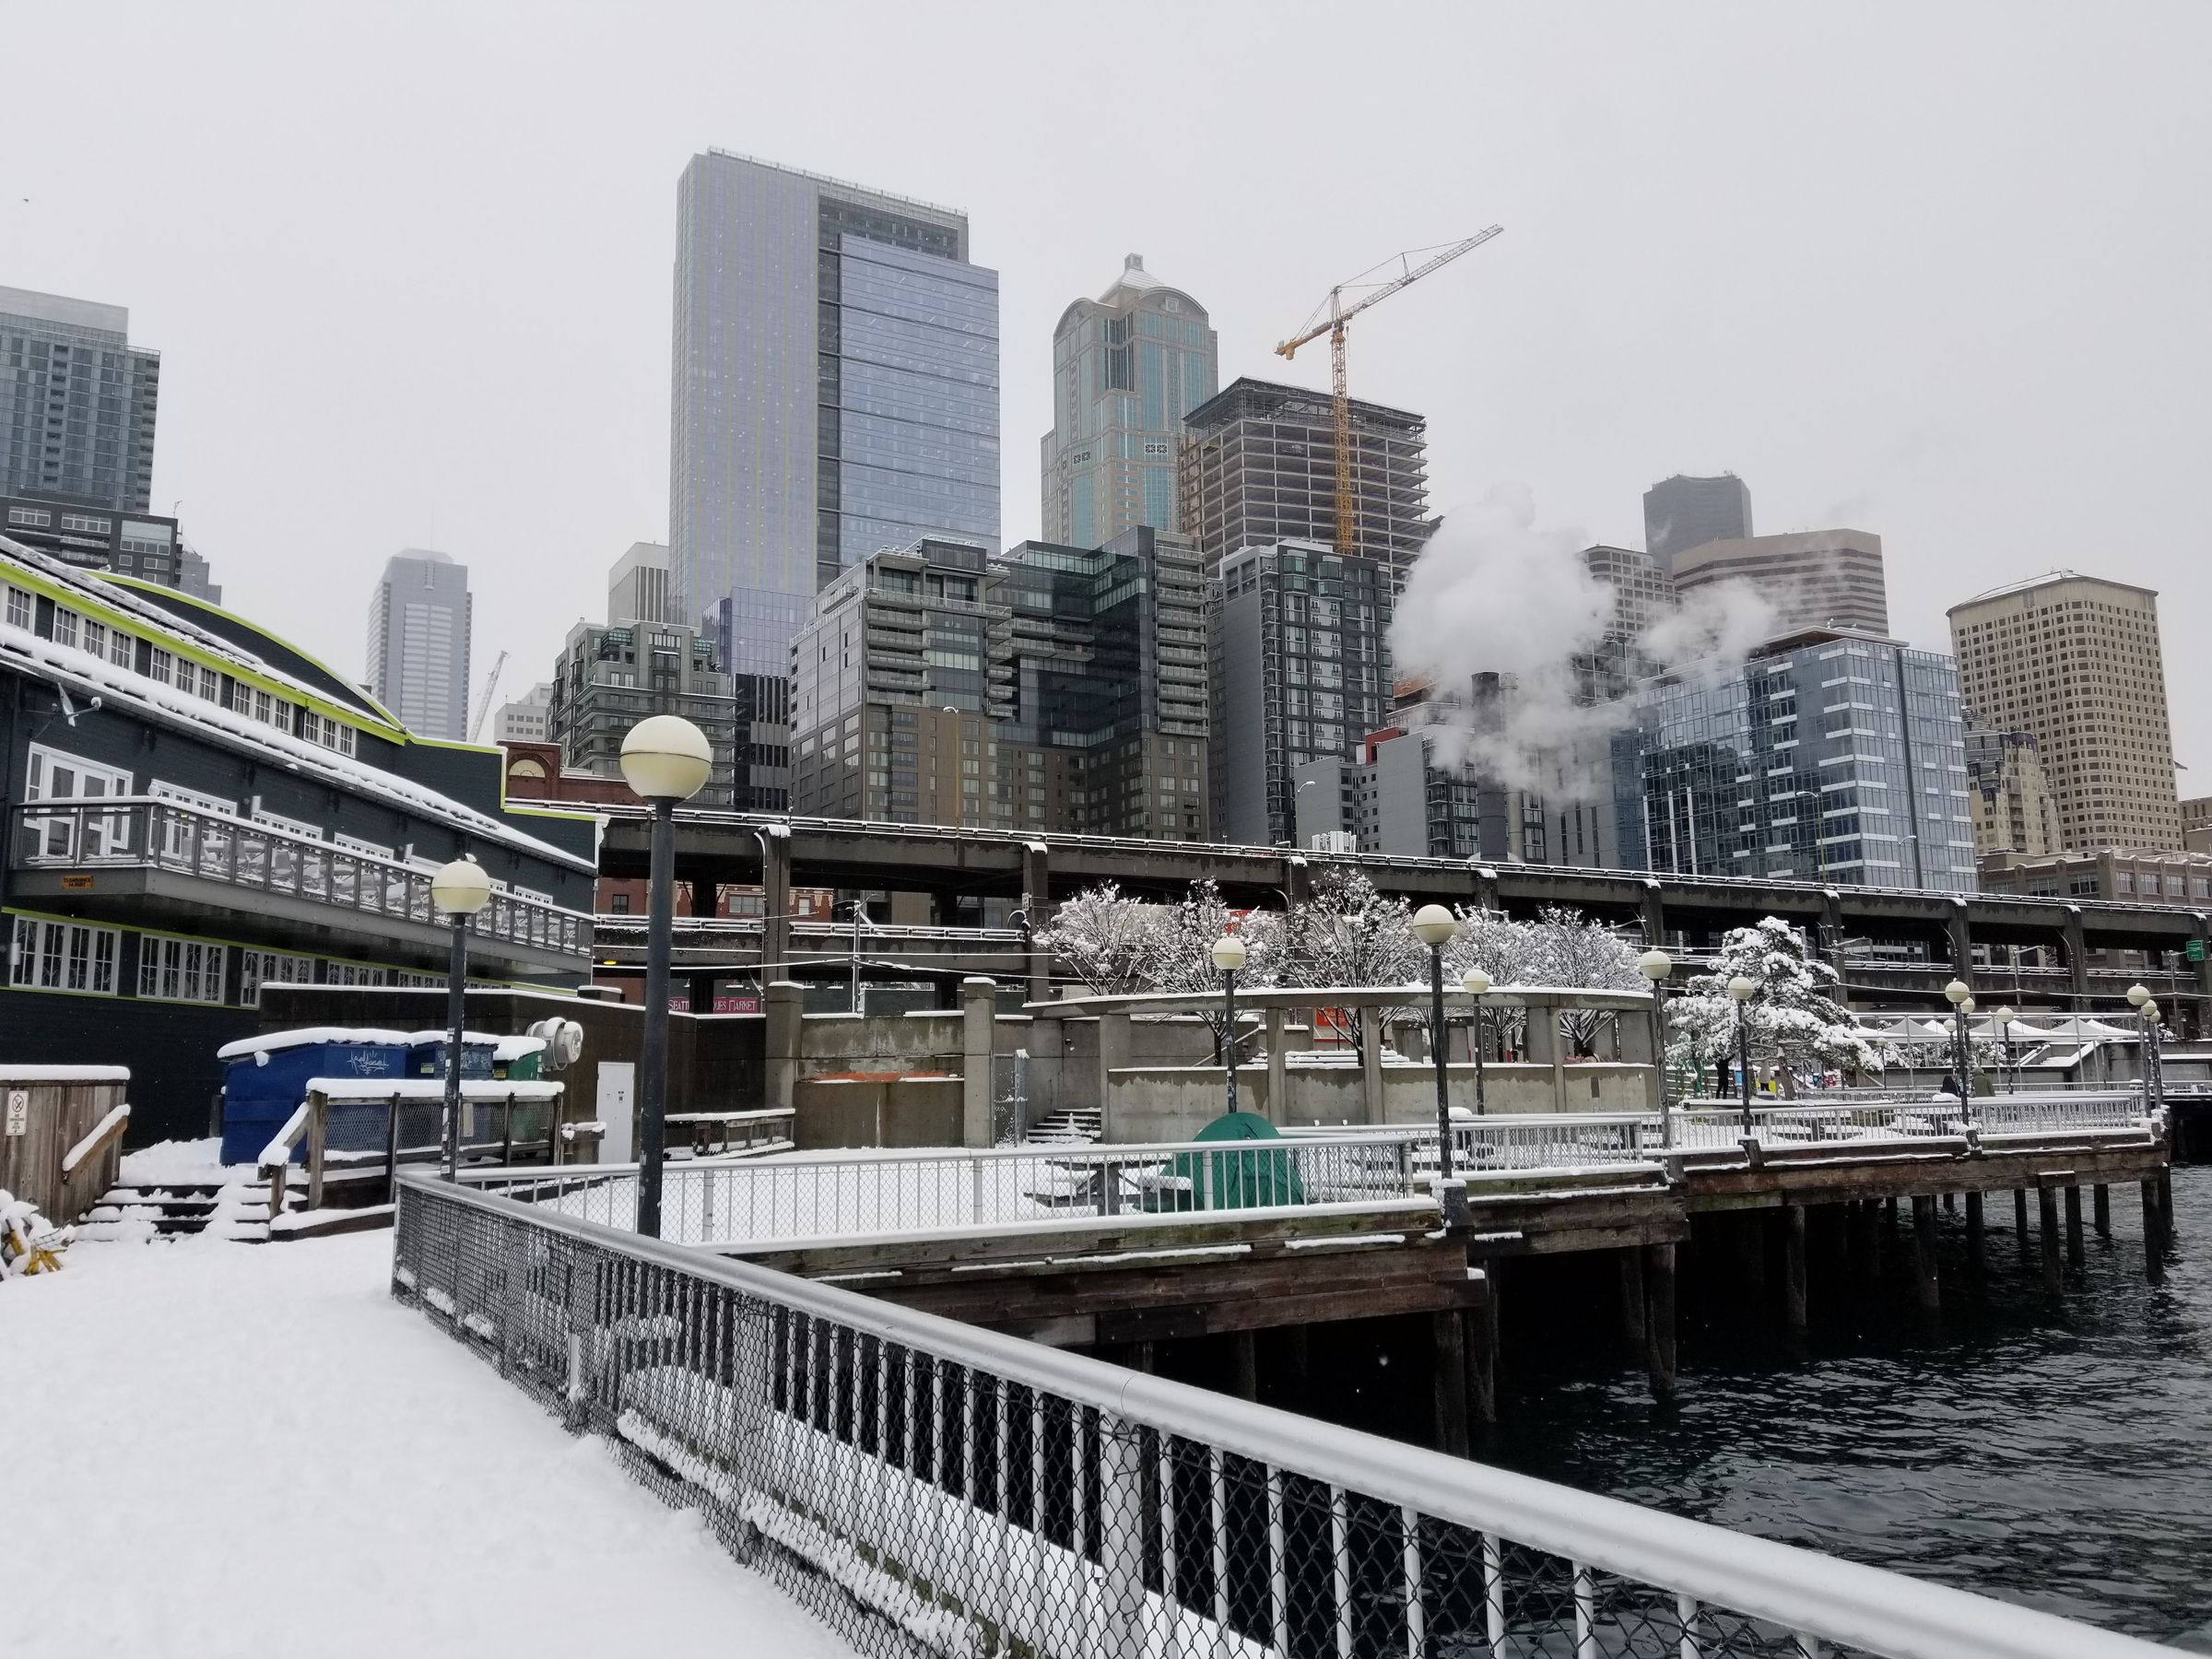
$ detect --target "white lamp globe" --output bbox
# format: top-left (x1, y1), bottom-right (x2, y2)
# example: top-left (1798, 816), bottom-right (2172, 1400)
top-left (1960, 996), bottom-right (1976, 1016)
top-left (1727, 974), bottom-right (1759, 1002)
top-left (1638, 947), bottom-right (1672, 982)
top-left (2141, 999), bottom-right (2160, 1025)
top-left (1211, 934), bottom-right (1248, 973)
top-left (1410, 904), bottom-right (1458, 948)
top-left (1461, 967), bottom-right (1491, 997)
top-left (429, 857), bottom-right (493, 917)
top-left (1994, 1005), bottom-right (2014, 1028)
top-left (620, 714), bottom-right (713, 803)
top-left (2127, 982), bottom-right (2152, 1009)
top-left (1944, 979), bottom-right (1971, 1006)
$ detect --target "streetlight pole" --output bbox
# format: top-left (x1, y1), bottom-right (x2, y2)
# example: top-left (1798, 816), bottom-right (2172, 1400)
top-left (2128, 982), bottom-right (2163, 1115)
top-left (1412, 905), bottom-right (1460, 1182)
top-left (1994, 1004), bottom-right (2015, 1095)
top-left (1944, 977), bottom-right (1973, 1121)
top-left (1640, 948), bottom-right (1673, 1149)
top-left (1462, 968), bottom-right (1491, 1121)
top-left (1212, 933), bottom-right (1247, 1117)
top-left (620, 714), bottom-right (714, 1240)
top-left (430, 858), bottom-right (492, 1181)
top-left (1729, 973), bottom-right (1759, 1136)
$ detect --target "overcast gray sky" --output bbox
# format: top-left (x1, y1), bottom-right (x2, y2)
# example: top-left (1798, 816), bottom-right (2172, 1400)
top-left (6, 3), bottom-right (2208, 771)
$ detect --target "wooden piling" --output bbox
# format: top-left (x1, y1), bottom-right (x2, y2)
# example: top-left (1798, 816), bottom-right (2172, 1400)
top-left (2093, 1183), bottom-right (2112, 1240)
top-left (1230, 1330), bottom-right (1258, 1401)
top-left (2143, 1179), bottom-right (2166, 1286)
top-left (2039, 1184), bottom-right (2063, 1293)
top-left (1618, 1246), bottom-right (1647, 1350)
top-left (1740, 1210), bottom-right (1767, 1294)
top-left (1643, 1243), bottom-right (1677, 1402)
top-left (1964, 1190), bottom-right (1984, 1270)
top-left (1853, 1197), bottom-right (1880, 1277)
top-left (2014, 1187), bottom-right (2030, 1244)
top-left (1784, 1205), bottom-right (1809, 1334)
top-left (2159, 1170), bottom-right (2175, 1241)
top-left (1886, 1195), bottom-right (1900, 1233)
top-left (1466, 1272), bottom-right (1500, 1427)
top-left (1432, 1310), bottom-right (1470, 1457)
top-left (1944, 1191), bottom-right (1957, 1216)
top-left (2065, 1185), bottom-right (2086, 1269)
top-left (1911, 1195), bottom-right (1940, 1311)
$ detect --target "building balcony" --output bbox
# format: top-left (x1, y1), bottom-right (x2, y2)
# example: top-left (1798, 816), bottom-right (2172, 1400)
top-left (8, 799), bottom-right (593, 981)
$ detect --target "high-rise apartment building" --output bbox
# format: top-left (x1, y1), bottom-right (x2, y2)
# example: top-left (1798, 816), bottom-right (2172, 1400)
top-left (366, 551), bottom-right (471, 742)
top-left (607, 541), bottom-right (671, 625)
top-left (1613, 627), bottom-right (1976, 890)
top-left (1179, 379), bottom-right (1430, 587)
top-left (788, 530), bottom-right (1208, 836)
top-left (1947, 572), bottom-right (2181, 853)
top-left (1672, 530), bottom-right (1889, 637)
top-left (1, 496), bottom-right (186, 590)
top-left (1210, 540), bottom-right (1394, 846)
top-left (2182, 796), bottom-right (2212, 856)
top-left (1964, 729), bottom-right (2059, 858)
top-left (548, 618), bottom-right (739, 806)
top-left (1641, 473), bottom-right (1751, 572)
top-left (0, 287), bottom-right (160, 514)
top-left (1040, 255), bottom-right (1218, 547)
top-left (668, 150), bottom-right (1000, 675)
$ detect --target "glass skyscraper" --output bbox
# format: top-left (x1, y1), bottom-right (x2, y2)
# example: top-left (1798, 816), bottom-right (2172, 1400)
top-left (1613, 628), bottom-right (1977, 891)
top-left (669, 150), bottom-right (1000, 677)
top-left (1040, 254), bottom-right (1218, 547)
top-left (0, 285), bottom-right (160, 513)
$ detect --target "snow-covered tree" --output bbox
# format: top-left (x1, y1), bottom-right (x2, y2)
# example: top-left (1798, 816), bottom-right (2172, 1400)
top-left (1037, 880), bottom-right (1282, 1060)
top-left (1279, 868), bottom-right (1422, 992)
top-left (1667, 917), bottom-right (1889, 1090)
top-left (1033, 882), bottom-right (1160, 997)
top-left (1441, 905), bottom-right (1642, 1058)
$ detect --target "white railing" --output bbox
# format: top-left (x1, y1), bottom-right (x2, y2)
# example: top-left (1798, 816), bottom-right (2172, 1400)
top-left (392, 1173), bottom-right (2170, 1659)
top-left (10, 798), bottom-right (589, 957)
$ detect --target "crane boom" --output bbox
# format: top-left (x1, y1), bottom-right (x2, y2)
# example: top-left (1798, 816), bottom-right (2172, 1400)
top-left (1274, 227), bottom-right (1502, 556)
top-left (467, 648), bottom-right (509, 745)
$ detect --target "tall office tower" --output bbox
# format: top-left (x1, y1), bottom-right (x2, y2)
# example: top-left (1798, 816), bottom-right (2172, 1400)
top-left (366, 551), bottom-right (472, 742)
top-left (1039, 254), bottom-right (1218, 546)
top-left (548, 618), bottom-right (737, 806)
top-left (1642, 473), bottom-right (1751, 572)
top-left (1210, 540), bottom-right (1394, 846)
top-left (178, 541), bottom-right (221, 605)
top-left (668, 150), bottom-right (1001, 676)
top-left (1672, 530), bottom-right (1889, 637)
top-left (607, 541), bottom-right (671, 625)
top-left (1178, 378), bottom-right (1431, 586)
top-left (0, 287), bottom-right (161, 513)
top-left (1579, 543), bottom-right (1677, 695)
top-left (1614, 627), bottom-right (1976, 890)
top-left (1964, 729), bottom-right (2060, 858)
top-left (1947, 572), bottom-right (2182, 852)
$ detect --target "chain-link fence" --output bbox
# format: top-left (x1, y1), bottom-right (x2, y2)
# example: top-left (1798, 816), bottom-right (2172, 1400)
top-left (391, 1172), bottom-right (2159, 1659)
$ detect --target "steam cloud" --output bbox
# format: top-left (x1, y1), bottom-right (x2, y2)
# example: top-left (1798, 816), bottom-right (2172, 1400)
top-left (1389, 484), bottom-right (1777, 796)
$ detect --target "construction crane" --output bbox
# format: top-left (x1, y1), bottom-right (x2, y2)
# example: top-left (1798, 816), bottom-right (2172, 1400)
top-left (1276, 227), bottom-right (1503, 557)
top-left (466, 649), bottom-right (509, 745)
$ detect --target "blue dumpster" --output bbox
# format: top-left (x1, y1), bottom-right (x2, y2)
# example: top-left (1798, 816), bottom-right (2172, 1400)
top-left (215, 1028), bottom-right (409, 1164)
top-left (405, 1030), bottom-right (500, 1083)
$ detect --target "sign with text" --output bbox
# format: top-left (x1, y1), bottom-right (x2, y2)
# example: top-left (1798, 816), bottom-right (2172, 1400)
top-left (5, 1090), bottom-right (26, 1137)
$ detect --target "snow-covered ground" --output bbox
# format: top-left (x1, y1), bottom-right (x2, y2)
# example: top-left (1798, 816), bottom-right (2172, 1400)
top-left (7, 1231), bottom-right (853, 1659)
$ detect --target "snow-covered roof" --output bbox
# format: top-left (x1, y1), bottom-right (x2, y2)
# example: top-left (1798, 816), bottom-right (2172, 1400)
top-left (399, 1030), bottom-right (548, 1061)
top-left (0, 618), bottom-right (595, 875)
top-left (217, 1028), bottom-right (412, 1061)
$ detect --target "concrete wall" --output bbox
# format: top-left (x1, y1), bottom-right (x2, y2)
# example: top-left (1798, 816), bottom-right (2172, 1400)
top-left (792, 1076), bottom-right (963, 1150)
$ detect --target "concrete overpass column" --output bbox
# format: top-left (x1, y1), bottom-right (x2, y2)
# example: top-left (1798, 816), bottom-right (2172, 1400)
top-left (1359, 1006), bottom-right (1385, 1124)
top-left (1821, 889), bottom-right (1850, 1001)
top-left (688, 878), bottom-right (717, 918)
top-left (1283, 853), bottom-right (1311, 909)
top-left (764, 980), bottom-right (804, 1117)
top-left (1265, 1007), bottom-right (1288, 1125)
top-left (1640, 878), bottom-right (1665, 948)
top-left (1472, 864), bottom-right (1500, 917)
top-left (961, 976), bottom-right (997, 1148)
top-left (1097, 1010), bottom-right (1131, 1139)
top-left (2064, 906), bottom-right (2090, 1012)
top-left (1947, 899), bottom-right (1973, 982)
top-left (1022, 841), bottom-right (1053, 1005)
top-left (756, 826), bottom-right (792, 988)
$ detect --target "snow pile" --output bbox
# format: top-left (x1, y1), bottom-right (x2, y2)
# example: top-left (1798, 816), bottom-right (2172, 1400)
top-left (1, 1187), bottom-right (71, 1276)
top-left (117, 1135), bottom-right (230, 1187)
top-left (10, 1233), bottom-right (852, 1657)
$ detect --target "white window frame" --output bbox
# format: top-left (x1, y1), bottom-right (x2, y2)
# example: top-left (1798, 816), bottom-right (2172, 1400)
top-left (5, 585), bottom-right (30, 630)
top-left (8, 914), bottom-right (121, 995)
top-left (137, 934), bottom-right (229, 1005)
top-left (25, 744), bottom-right (135, 859)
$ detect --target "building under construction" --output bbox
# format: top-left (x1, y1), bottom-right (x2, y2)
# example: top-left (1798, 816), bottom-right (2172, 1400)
top-left (1177, 377), bottom-right (1434, 587)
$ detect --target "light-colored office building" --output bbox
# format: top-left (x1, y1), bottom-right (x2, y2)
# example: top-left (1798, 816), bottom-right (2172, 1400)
top-left (493, 682), bottom-right (553, 745)
top-left (2183, 795), bottom-right (2212, 856)
top-left (1947, 572), bottom-right (2181, 853)
top-left (366, 550), bottom-right (471, 742)
top-left (607, 541), bottom-right (671, 626)
top-left (1641, 473), bottom-right (1751, 573)
top-left (0, 285), bottom-right (160, 513)
top-left (1672, 529), bottom-right (1888, 637)
top-left (668, 150), bottom-right (1000, 674)
top-left (1040, 254), bottom-right (1218, 547)
top-left (1964, 729), bottom-right (2059, 858)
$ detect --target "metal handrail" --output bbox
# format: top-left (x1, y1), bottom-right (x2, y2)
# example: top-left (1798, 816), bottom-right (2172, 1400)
top-left (9, 798), bottom-right (591, 956)
top-left (392, 1172), bottom-right (2169, 1658)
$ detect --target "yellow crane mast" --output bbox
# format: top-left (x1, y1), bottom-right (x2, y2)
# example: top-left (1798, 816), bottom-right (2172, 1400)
top-left (1275, 227), bottom-right (1503, 557)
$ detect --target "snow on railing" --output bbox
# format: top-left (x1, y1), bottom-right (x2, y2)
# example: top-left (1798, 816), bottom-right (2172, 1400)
top-left (58, 1104), bottom-right (130, 1177)
top-left (391, 1172), bottom-right (2170, 1659)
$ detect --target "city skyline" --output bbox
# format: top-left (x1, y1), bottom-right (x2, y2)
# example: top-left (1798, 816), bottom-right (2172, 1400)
top-left (4, 6), bottom-right (2206, 776)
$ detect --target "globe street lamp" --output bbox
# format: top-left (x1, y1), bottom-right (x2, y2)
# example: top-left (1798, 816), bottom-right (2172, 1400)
top-left (1728, 973), bottom-right (1759, 1135)
top-left (1411, 905), bottom-right (1460, 1182)
top-left (1639, 947), bottom-right (1673, 1149)
top-left (1211, 933), bottom-right (1248, 1117)
top-left (1993, 1004), bottom-right (2015, 1095)
top-left (1462, 968), bottom-right (1491, 1123)
top-left (429, 856), bottom-right (492, 1182)
top-left (1944, 978), bottom-right (1973, 1113)
top-left (2129, 983), bottom-right (2163, 1114)
top-left (620, 714), bottom-right (713, 1240)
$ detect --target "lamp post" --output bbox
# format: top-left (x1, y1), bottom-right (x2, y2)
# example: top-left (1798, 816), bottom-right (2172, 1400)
top-left (1640, 947), bottom-right (1673, 1149)
top-left (620, 714), bottom-right (714, 1240)
top-left (1462, 968), bottom-right (1491, 1122)
top-left (1212, 934), bottom-right (1247, 1117)
top-left (1944, 977), bottom-right (1972, 1110)
top-left (1728, 973), bottom-right (1759, 1135)
top-left (1411, 905), bottom-right (1460, 1182)
top-left (1993, 1004), bottom-right (2015, 1095)
top-left (430, 857), bottom-right (493, 1181)
top-left (2128, 982), bottom-right (2163, 1114)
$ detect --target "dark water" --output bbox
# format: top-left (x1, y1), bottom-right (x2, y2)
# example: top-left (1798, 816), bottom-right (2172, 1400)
top-left (1486, 1168), bottom-right (2212, 1651)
